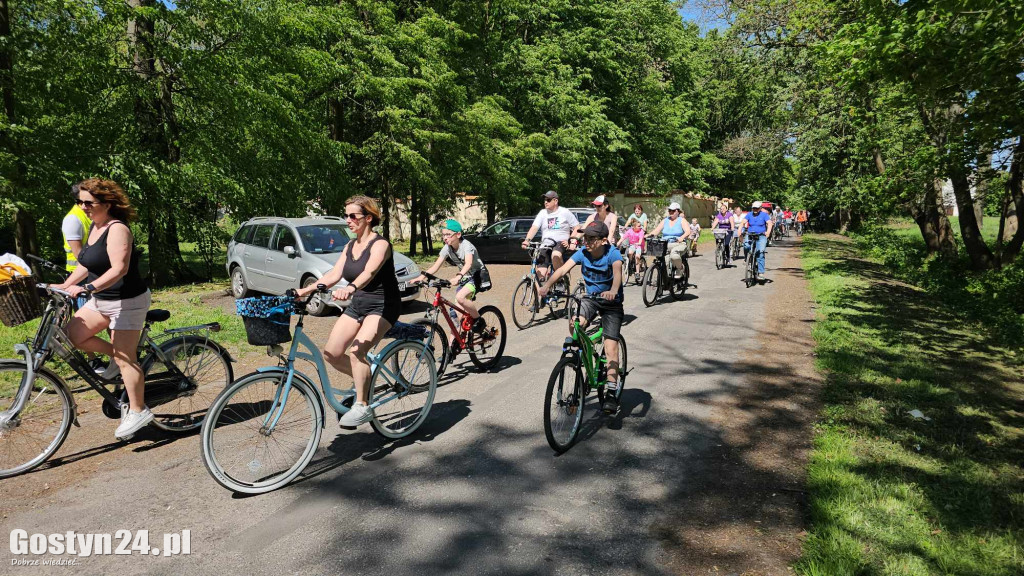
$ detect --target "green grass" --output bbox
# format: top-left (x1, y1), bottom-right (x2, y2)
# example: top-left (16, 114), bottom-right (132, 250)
top-left (796, 234), bottom-right (1024, 576)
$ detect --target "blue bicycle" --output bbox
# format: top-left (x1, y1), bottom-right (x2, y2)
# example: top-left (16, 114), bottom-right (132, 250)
top-left (199, 287), bottom-right (437, 494)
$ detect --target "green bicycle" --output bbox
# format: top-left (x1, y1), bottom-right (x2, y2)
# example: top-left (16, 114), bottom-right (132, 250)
top-left (543, 295), bottom-right (629, 453)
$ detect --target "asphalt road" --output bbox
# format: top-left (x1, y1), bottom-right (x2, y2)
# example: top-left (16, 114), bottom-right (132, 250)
top-left (2, 238), bottom-right (794, 576)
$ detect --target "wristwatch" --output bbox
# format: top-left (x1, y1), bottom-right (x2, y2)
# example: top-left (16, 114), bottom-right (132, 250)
top-left (84, 283), bottom-right (96, 293)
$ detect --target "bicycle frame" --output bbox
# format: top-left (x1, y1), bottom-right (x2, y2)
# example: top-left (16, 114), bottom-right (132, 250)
top-left (561, 318), bottom-right (607, 392)
top-left (426, 288), bottom-right (472, 350)
top-left (257, 315), bottom-right (432, 433)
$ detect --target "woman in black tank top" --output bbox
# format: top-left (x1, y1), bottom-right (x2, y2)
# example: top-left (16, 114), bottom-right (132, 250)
top-left (54, 179), bottom-right (155, 440)
top-left (294, 196), bottom-right (401, 428)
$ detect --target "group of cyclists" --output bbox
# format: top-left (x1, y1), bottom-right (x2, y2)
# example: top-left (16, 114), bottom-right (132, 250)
top-left (48, 178), bottom-right (802, 442)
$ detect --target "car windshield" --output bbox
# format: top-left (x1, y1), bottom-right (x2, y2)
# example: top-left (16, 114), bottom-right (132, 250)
top-left (297, 224), bottom-right (351, 254)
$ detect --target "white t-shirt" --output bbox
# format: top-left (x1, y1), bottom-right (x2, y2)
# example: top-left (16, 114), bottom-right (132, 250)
top-left (533, 207), bottom-right (579, 243)
top-left (62, 213), bottom-right (87, 241)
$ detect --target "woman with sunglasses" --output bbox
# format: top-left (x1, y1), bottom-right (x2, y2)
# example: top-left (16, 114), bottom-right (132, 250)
top-left (295, 195), bottom-right (400, 428)
top-left (52, 179), bottom-right (152, 440)
top-left (649, 201), bottom-right (692, 279)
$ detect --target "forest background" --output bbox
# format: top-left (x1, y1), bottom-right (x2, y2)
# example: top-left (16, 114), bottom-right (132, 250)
top-left (0, 0), bottom-right (1021, 287)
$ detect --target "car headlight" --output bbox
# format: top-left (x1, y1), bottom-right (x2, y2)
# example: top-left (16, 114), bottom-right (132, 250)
top-left (405, 263), bottom-right (420, 277)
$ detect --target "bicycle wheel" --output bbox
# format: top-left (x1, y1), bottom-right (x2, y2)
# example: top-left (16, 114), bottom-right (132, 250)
top-left (0, 363), bottom-right (74, 479)
top-left (201, 371), bottom-right (322, 494)
top-left (641, 263), bottom-right (662, 307)
top-left (669, 258), bottom-right (689, 300)
top-left (745, 253), bottom-right (755, 287)
top-left (715, 241), bottom-right (724, 270)
top-left (597, 335), bottom-right (628, 405)
top-left (510, 278), bottom-right (537, 330)
top-left (371, 340), bottom-right (437, 439)
top-left (544, 357), bottom-right (585, 453)
top-left (146, 336), bottom-right (233, 432)
top-left (468, 305), bottom-right (507, 372)
top-left (412, 318), bottom-right (449, 377)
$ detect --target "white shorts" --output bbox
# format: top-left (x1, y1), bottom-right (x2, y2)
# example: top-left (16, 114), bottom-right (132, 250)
top-left (627, 245), bottom-right (642, 256)
top-left (85, 290), bottom-right (152, 331)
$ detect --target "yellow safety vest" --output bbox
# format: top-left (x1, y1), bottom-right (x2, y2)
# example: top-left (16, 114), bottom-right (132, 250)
top-left (63, 205), bottom-right (92, 272)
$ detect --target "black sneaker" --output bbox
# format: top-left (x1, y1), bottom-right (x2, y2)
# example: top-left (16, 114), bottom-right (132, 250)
top-left (602, 389), bottom-right (619, 414)
top-left (472, 317), bottom-right (486, 334)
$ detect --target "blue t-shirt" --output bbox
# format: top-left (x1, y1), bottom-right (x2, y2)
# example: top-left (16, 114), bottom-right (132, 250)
top-left (571, 245), bottom-right (624, 303)
top-left (746, 211), bottom-right (772, 234)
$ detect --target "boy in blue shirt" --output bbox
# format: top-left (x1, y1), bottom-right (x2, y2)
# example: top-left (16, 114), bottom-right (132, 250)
top-left (539, 221), bottom-right (624, 413)
top-left (738, 201), bottom-right (774, 281)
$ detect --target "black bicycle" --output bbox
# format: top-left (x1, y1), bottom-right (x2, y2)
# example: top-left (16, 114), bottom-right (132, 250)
top-left (1, 275), bottom-right (233, 478)
top-left (744, 233), bottom-right (765, 288)
top-left (641, 237), bottom-right (691, 306)
top-left (713, 229), bottom-right (730, 270)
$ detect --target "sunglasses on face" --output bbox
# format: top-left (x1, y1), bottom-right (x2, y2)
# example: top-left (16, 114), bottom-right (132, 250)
top-left (76, 200), bottom-right (102, 208)
top-left (543, 198), bottom-right (555, 203)
top-left (442, 232), bottom-right (457, 239)
top-left (345, 212), bottom-right (365, 221)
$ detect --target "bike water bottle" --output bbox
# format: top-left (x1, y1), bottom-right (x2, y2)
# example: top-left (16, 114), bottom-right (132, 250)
top-left (449, 309), bottom-right (458, 322)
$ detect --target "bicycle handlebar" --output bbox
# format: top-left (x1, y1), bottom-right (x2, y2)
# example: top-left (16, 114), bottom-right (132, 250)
top-left (414, 271), bottom-right (451, 289)
top-left (27, 254), bottom-right (63, 273)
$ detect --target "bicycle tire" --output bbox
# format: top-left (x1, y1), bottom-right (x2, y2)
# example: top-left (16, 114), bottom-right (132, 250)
top-left (145, 336), bottom-right (233, 432)
top-left (200, 371), bottom-right (323, 494)
top-left (669, 259), bottom-right (689, 300)
top-left (543, 357), bottom-right (585, 453)
top-left (413, 318), bottom-right (449, 377)
top-left (745, 252), bottom-right (755, 287)
top-left (468, 305), bottom-right (507, 372)
top-left (510, 278), bottom-right (537, 330)
top-left (715, 241), bottom-right (724, 270)
top-left (642, 263), bottom-right (662, 307)
top-left (0, 363), bottom-right (74, 479)
top-left (370, 340), bottom-right (437, 439)
top-left (565, 283), bottom-right (586, 325)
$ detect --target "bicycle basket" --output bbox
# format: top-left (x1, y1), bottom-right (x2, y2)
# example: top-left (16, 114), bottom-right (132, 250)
top-left (0, 275), bottom-right (43, 327)
top-left (384, 321), bottom-right (428, 341)
top-left (644, 238), bottom-right (668, 257)
top-left (236, 296), bottom-right (293, 345)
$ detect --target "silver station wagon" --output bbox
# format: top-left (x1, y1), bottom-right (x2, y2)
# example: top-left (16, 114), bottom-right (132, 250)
top-left (226, 216), bottom-right (421, 315)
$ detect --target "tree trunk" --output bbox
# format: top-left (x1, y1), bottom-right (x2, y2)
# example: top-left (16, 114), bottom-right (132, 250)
top-left (420, 210), bottom-right (432, 255)
top-left (13, 206), bottom-right (37, 259)
top-left (910, 178), bottom-right (958, 259)
top-left (950, 172), bottom-right (996, 270)
top-left (128, 0), bottom-right (194, 286)
top-left (1001, 137), bottom-right (1024, 263)
top-left (486, 180), bottom-right (496, 225)
top-left (380, 176), bottom-right (391, 242)
top-left (838, 208), bottom-right (851, 234)
top-left (408, 186), bottom-right (418, 257)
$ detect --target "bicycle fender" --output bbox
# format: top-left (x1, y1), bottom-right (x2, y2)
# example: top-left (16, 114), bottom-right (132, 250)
top-left (147, 334), bottom-right (237, 369)
top-left (254, 366), bottom-right (328, 428)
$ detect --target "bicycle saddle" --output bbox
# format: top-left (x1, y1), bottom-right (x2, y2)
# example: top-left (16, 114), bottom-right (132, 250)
top-left (146, 309), bottom-right (171, 323)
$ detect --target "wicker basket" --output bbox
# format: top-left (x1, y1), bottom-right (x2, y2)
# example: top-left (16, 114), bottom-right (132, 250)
top-left (236, 296), bottom-right (293, 346)
top-left (644, 238), bottom-right (668, 258)
top-left (0, 275), bottom-right (43, 327)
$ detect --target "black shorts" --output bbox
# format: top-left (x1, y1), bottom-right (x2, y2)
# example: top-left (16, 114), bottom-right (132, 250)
top-left (343, 293), bottom-right (400, 326)
top-left (577, 297), bottom-right (624, 341)
top-left (538, 241), bottom-right (575, 269)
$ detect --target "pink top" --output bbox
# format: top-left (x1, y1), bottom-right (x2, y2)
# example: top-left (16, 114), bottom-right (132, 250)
top-left (622, 227), bottom-right (645, 248)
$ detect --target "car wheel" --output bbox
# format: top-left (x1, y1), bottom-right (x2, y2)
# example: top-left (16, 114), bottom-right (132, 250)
top-left (302, 276), bottom-right (329, 316)
top-left (230, 266), bottom-right (250, 299)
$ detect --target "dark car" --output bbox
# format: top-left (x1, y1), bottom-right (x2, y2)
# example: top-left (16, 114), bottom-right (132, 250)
top-left (463, 216), bottom-right (537, 264)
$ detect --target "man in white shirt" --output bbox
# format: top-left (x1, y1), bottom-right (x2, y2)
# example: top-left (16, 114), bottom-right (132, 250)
top-left (62, 183), bottom-right (91, 272)
top-left (522, 190), bottom-right (580, 281)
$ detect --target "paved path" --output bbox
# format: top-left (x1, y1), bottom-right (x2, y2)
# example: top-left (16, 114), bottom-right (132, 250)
top-left (2, 238), bottom-right (801, 575)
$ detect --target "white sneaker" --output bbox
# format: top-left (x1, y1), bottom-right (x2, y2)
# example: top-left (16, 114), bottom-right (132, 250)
top-left (115, 407), bottom-right (154, 439)
top-left (101, 361), bottom-right (121, 380)
top-left (338, 403), bottom-right (374, 428)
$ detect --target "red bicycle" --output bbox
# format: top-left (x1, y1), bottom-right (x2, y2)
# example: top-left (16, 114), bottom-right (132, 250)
top-left (412, 272), bottom-right (507, 377)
